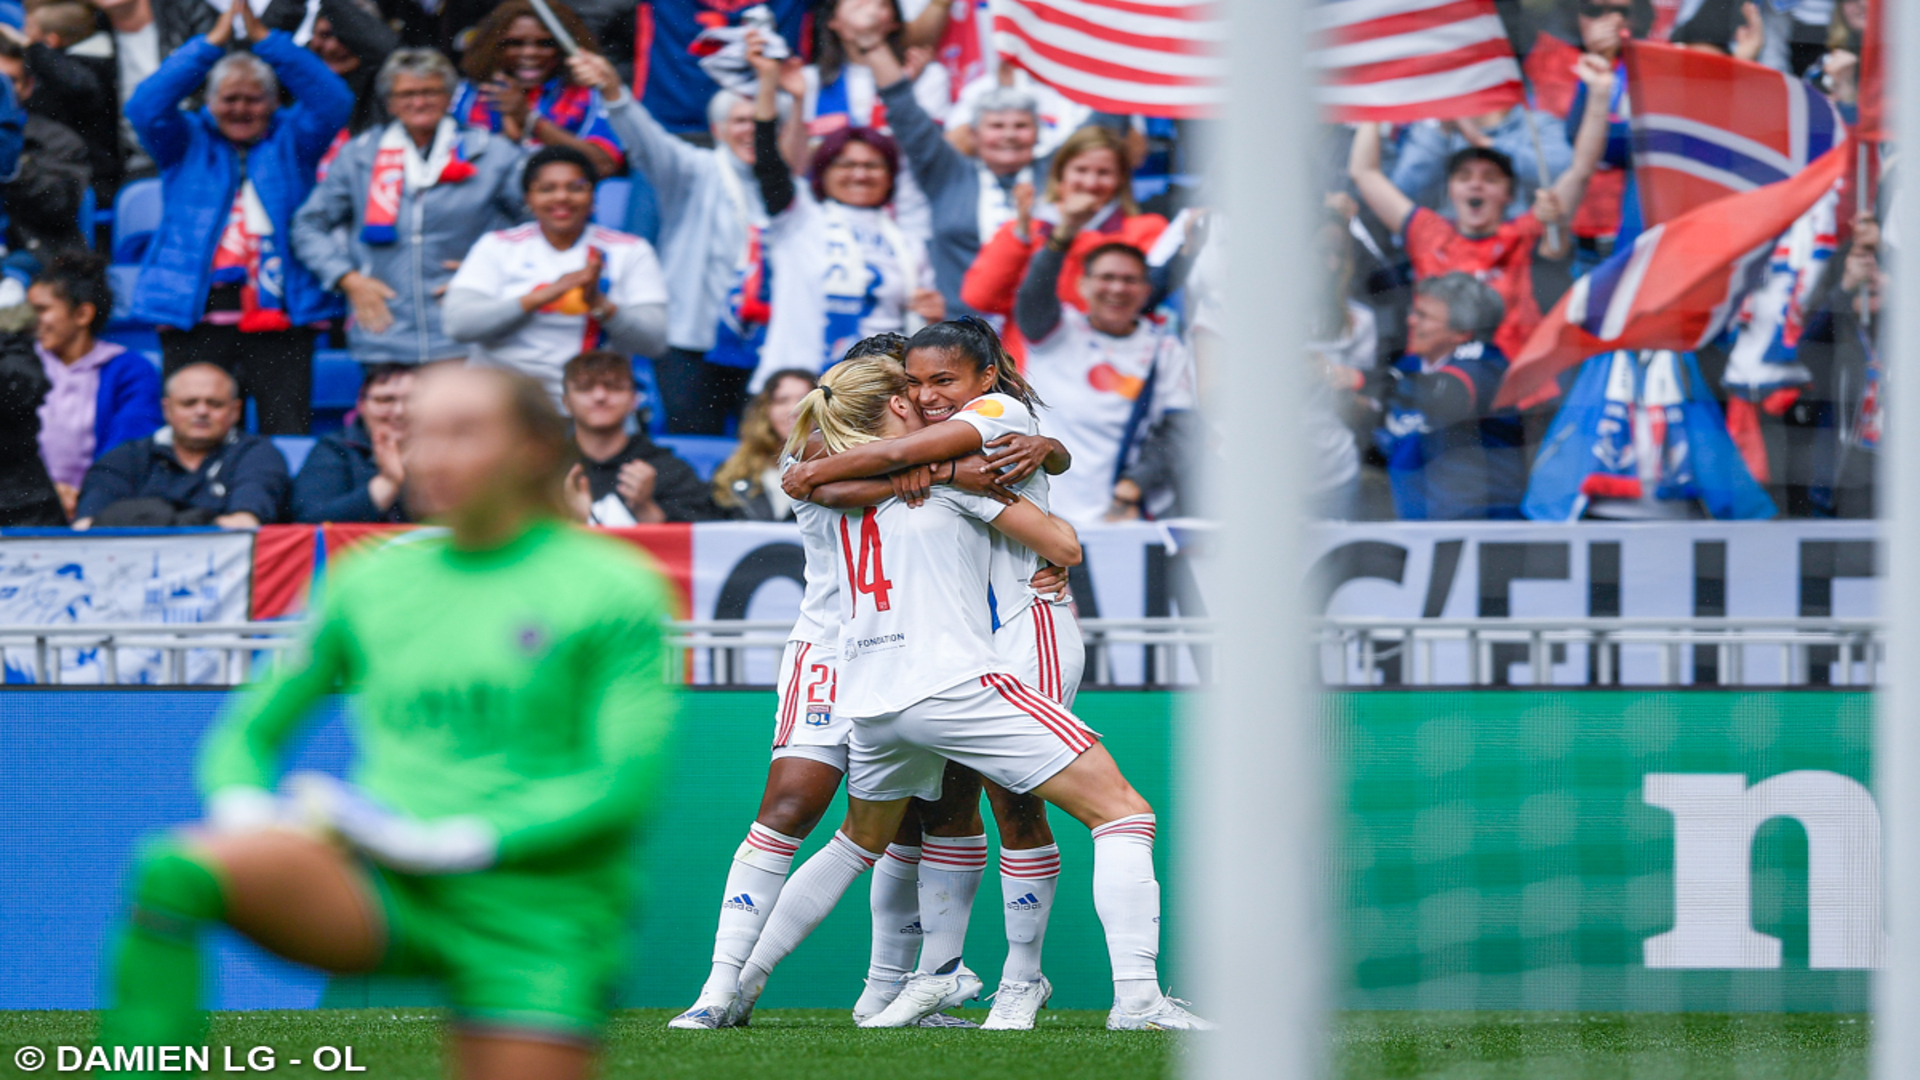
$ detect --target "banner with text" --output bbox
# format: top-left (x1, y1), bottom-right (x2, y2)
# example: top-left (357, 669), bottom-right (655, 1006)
top-left (1340, 690), bottom-right (1875, 1011)
top-left (2, 520), bottom-right (1884, 685)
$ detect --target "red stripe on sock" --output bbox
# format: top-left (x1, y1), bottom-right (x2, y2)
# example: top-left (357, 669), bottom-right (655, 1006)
top-left (921, 841), bottom-right (990, 870)
top-left (1001, 859), bottom-right (1061, 879)
top-left (1092, 820), bottom-right (1156, 843)
top-left (747, 826), bottom-right (801, 854)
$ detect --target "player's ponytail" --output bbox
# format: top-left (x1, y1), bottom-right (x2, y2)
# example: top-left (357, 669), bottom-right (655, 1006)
top-left (904, 316), bottom-right (1046, 411)
top-left (783, 357), bottom-right (912, 457)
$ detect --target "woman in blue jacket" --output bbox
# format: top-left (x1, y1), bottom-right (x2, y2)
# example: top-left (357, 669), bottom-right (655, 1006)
top-left (125, 0), bottom-right (352, 436)
top-left (29, 252), bottom-right (162, 520)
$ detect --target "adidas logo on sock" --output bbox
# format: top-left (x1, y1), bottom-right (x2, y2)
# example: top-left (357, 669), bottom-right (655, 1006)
top-left (899, 919), bottom-right (924, 936)
top-left (1006, 892), bottom-right (1043, 911)
top-left (723, 893), bottom-right (758, 913)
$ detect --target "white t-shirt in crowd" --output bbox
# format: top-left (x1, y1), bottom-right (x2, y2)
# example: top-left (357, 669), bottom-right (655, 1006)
top-left (1025, 307), bottom-right (1196, 528)
top-left (802, 61), bottom-right (949, 243)
top-left (786, 454), bottom-right (845, 649)
top-left (754, 191), bottom-right (933, 389)
top-left (831, 487), bottom-right (1008, 719)
top-left (109, 24), bottom-right (159, 173)
top-left (113, 23), bottom-right (158, 103)
top-left (949, 392), bottom-right (1053, 627)
top-left (448, 223), bottom-right (668, 402)
top-left (1305, 300), bottom-right (1377, 504)
top-left (950, 68), bottom-right (1094, 160)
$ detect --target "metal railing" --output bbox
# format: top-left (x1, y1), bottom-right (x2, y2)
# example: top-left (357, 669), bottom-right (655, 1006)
top-left (1317, 617), bottom-right (1885, 688)
top-left (0, 617), bottom-right (1220, 688)
top-left (8, 617), bottom-right (1878, 689)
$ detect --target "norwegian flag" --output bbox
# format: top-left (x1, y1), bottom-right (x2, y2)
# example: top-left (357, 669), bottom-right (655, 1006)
top-left (1311, 0), bottom-right (1526, 123)
top-left (1857, 0), bottom-right (1885, 142)
top-left (1495, 136), bottom-right (1849, 410)
top-left (1626, 40), bottom-right (1844, 226)
top-left (990, 0), bottom-right (1223, 119)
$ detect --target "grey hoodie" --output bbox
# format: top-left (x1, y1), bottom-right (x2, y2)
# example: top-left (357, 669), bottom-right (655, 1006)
top-left (600, 90), bottom-right (763, 354)
top-left (292, 122), bottom-right (526, 364)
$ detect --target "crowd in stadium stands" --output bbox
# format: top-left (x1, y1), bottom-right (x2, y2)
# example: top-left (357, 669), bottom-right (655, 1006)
top-left (0, 0), bottom-right (1889, 530)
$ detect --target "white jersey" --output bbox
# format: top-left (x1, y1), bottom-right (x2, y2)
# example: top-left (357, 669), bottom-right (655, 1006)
top-left (447, 224), bottom-right (668, 401)
top-left (754, 194), bottom-right (934, 390)
top-left (785, 455), bottom-right (842, 648)
top-left (949, 392), bottom-right (1052, 628)
top-left (832, 488), bottom-right (1008, 719)
top-left (1025, 307), bottom-right (1196, 528)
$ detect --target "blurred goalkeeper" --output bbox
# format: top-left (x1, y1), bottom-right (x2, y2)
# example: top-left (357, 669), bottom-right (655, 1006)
top-left (97, 365), bottom-right (679, 1080)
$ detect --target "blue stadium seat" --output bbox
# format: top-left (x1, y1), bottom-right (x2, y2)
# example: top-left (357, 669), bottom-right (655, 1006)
top-left (632, 355), bottom-right (666, 435)
top-left (272, 435), bottom-right (316, 474)
top-left (105, 265), bottom-right (144, 328)
top-left (310, 349), bottom-right (360, 433)
top-left (594, 178), bottom-right (631, 229)
top-left (110, 179), bottom-right (163, 264)
top-left (656, 434), bottom-right (737, 483)
top-left (104, 327), bottom-right (160, 359)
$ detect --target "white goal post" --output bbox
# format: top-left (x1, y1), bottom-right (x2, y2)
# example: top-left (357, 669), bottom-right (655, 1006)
top-left (1185, 0), bottom-right (1327, 1076)
top-left (1875, 0), bottom-right (1920, 1073)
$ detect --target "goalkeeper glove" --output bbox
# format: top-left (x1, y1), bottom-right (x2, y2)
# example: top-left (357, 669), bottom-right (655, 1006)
top-left (284, 772), bottom-right (498, 874)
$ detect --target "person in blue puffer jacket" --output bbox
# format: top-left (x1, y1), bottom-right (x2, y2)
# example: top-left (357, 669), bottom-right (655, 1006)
top-left (125, 0), bottom-right (351, 437)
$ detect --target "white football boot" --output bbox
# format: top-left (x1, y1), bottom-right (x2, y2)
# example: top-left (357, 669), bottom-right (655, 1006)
top-left (857, 964), bottom-right (985, 1028)
top-left (981, 975), bottom-right (1053, 1030)
top-left (1106, 995), bottom-right (1215, 1031)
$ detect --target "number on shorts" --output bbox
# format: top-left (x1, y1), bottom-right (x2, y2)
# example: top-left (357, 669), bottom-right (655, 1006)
top-left (806, 663), bottom-right (835, 704)
top-left (838, 507), bottom-right (894, 615)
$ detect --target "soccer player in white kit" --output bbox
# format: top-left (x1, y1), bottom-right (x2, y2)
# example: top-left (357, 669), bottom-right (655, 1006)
top-left (782, 318), bottom-right (1083, 1028)
top-left (670, 341), bottom-right (914, 1031)
top-left (735, 356), bottom-right (1211, 1032)
top-left (671, 339), bottom-right (1066, 1030)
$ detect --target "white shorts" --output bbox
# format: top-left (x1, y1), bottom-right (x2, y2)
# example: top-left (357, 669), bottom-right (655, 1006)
top-left (771, 639), bottom-right (848, 771)
top-left (845, 673), bottom-right (1100, 802)
top-left (995, 598), bottom-right (1085, 709)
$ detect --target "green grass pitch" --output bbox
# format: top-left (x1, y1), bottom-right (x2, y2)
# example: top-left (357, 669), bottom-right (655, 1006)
top-left (0, 1011), bottom-right (1871, 1079)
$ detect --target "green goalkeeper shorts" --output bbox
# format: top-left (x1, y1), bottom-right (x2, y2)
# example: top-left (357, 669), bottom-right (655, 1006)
top-left (366, 863), bottom-right (627, 1038)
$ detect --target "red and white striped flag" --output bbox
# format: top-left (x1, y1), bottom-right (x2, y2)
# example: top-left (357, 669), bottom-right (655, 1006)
top-left (990, 0), bottom-right (1224, 119)
top-left (1312, 0), bottom-right (1526, 123)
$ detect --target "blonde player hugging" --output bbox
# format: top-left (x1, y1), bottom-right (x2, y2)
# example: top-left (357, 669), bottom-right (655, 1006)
top-left (729, 343), bottom-right (1212, 1032)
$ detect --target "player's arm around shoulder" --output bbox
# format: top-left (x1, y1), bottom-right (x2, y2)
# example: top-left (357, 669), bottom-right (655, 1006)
top-left (938, 488), bottom-right (1083, 568)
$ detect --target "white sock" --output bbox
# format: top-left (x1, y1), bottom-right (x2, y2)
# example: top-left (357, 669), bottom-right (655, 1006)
top-left (701, 823), bottom-right (801, 1000)
top-left (866, 844), bottom-right (923, 995)
top-left (999, 843), bottom-right (1061, 984)
top-left (916, 833), bottom-right (988, 975)
top-left (1091, 814), bottom-right (1163, 1009)
top-left (739, 831), bottom-right (879, 1006)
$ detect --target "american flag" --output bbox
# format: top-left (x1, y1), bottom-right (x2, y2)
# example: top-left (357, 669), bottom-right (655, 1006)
top-left (1312, 0), bottom-right (1526, 123)
top-left (990, 0), bottom-right (1224, 119)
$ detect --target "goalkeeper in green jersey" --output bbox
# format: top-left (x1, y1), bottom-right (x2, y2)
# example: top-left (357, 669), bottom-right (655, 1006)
top-left (99, 366), bottom-right (679, 1080)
